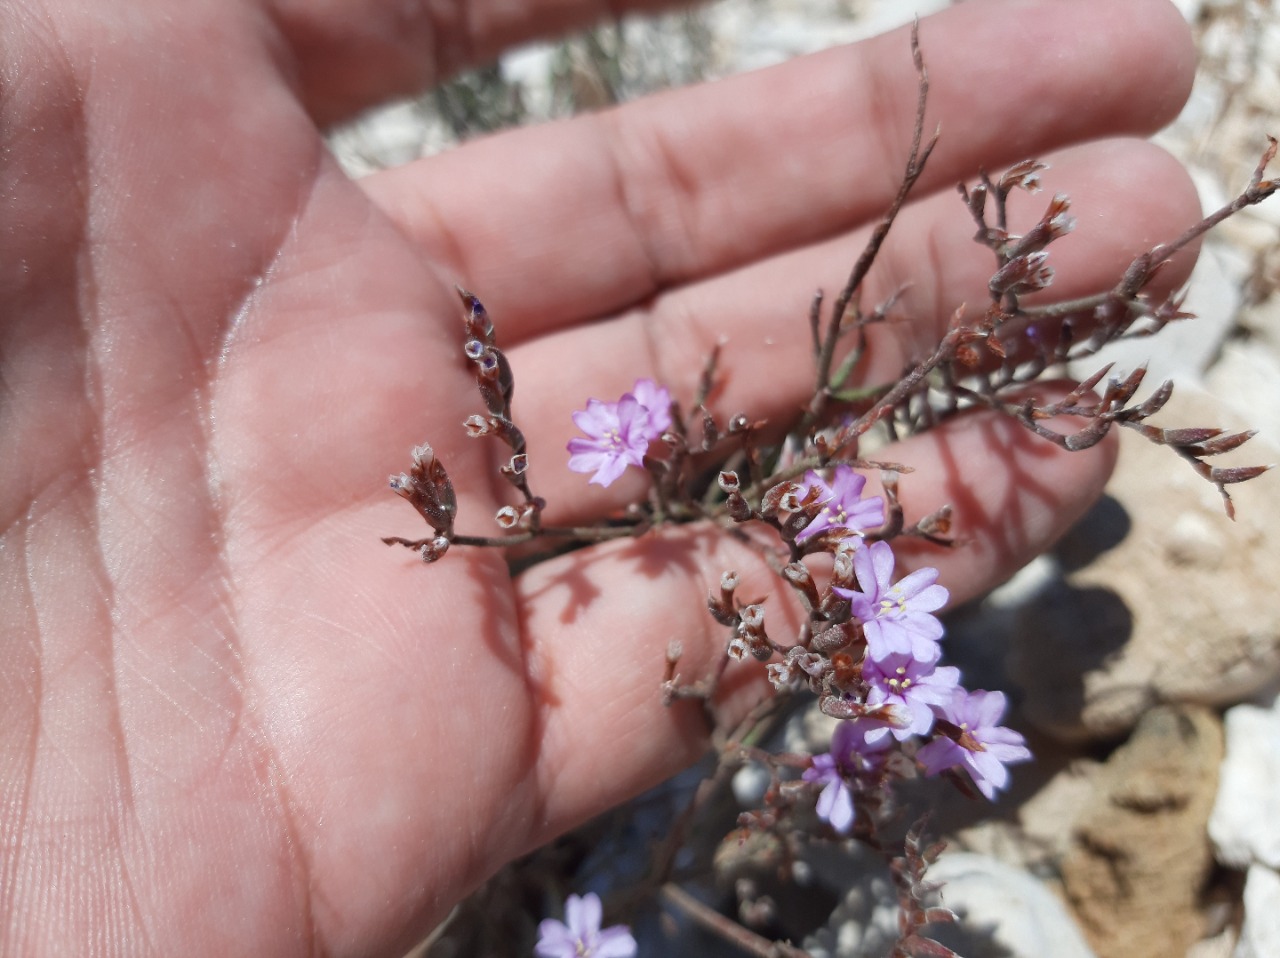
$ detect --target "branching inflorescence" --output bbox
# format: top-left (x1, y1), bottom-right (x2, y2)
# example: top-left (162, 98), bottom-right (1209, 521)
top-left (384, 24), bottom-right (1275, 958)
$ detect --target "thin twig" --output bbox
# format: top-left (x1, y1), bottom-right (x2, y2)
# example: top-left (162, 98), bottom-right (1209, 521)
top-left (799, 20), bottom-right (938, 436)
top-left (1020, 136), bottom-right (1278, 323)
top-left (659, 884), bottom-right (810, 958)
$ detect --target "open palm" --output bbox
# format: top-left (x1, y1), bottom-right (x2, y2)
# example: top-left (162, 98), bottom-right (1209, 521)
top-left (1, 0), bottom-right (1200, 954)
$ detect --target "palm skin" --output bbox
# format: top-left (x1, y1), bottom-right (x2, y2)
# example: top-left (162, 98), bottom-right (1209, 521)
top-left (0, 0), bottom-right (1200, 955)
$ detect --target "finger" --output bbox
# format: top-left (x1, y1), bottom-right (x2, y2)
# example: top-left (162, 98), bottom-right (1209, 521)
top-left (515, 390), bottom-right (1115, 843)
top-left (270, 0), bottom-right (684, 124)
top-left (492, 137), bottom-right (1197, 523)
top-left (361, 0), bottom-right (1194, 336)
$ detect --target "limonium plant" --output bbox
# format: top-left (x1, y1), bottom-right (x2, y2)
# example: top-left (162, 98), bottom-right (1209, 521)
top-left (384, 27), bottom-right (1276, 957)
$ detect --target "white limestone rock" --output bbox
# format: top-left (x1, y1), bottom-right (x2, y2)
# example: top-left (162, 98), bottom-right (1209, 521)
top-left (1234, 864), bottom-right (1280, 958)
top-left (926, 854), bottom-right (1097, 958)
top-left (1210, 698), bottom-right (1280, 870)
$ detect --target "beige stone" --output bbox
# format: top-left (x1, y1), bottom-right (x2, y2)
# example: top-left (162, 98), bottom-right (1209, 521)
top-left (1009, 386), bottom-right (1280, 742)
top-left (1060, 705), bottom-right (1224, 958)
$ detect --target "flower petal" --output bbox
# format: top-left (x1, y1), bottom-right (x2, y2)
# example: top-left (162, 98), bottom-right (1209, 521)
top-left (595, 926), bottom-right (639, 958)
top-left (830, 466), bottom-right (867, 500)
top-left (572, 399), bottom-right (617, 436)
top-left (565, 893), bottom-right (601, 938)
top-left (588, 456), bottom-right (629, 487)
top-left (817, 778), bottom-right (855, 834)
top-left (917, 737), bottom-right (961, 777)
top-left (631, 379), bottom-right (672, 433)
top-left (534, 919), bottom-right (575, 958)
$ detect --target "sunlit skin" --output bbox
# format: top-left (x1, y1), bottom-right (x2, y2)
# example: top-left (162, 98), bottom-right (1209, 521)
top-left (0, 0), bottom-right (1201, 954)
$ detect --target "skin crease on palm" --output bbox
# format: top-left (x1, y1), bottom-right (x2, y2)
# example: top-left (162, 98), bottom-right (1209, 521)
top-left (0, 0), bottom-right (1205, 954)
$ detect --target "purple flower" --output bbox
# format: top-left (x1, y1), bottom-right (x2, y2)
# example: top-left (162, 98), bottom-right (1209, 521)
top-left (794, 465), bottom-right (886, 543)
top-left (802, 718), bottom-right (891, 834)
top-left (834, 540), bottom-right (948, 664)
top-left (805, 752), bottom-right (856, 834)
top-left (567, 395), bottom-right (653, 487)
top-left (566, 380), bottom-right (670, 487)
top-left (535, 892), bottom-right (637, 958)
top-left (862, 653), bottom-right (961, 743)
top-left (916, 688), bottom-right (1032, 801)
top-left (629, 378), bottom-right (672, 435)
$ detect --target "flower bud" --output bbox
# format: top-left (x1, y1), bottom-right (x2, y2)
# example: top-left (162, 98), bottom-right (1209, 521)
top-left (813, 624), bottom-right (851, 653)
top-left (990, 251), bottom-right (1054, 297)
top-left (999, 159), bottom-right (1046, 194)
top-left (794, 652), bottom-right (827, 678)
top-left (508, 502), bottom-right (535, 530)
top-left (831, 549), bottom-right (855, 587)
top-left (464, 415), bottom-right (493, 437)
top-left (760, 481), bottom-right (798, 518)
top-left (477, 351), bottom-right (500, 380)
top-left (782, 561), bottom-right (819, 608)
top-left (766, 662), bottom-right (795, 690)
top-left (819, 695), bottom-right (868, 720)
top-left (782, 561), bottom-right (813, 588)
top-left (1046, 194), bottom-right (1076, 238)
top-left (726, 491), bottom-right (752, 523)
top-left (420, 535), bottom-right (451, 563)
top-left (411, 443), bottom-right (437, 468)
top-left (460, 289), bottom-right (494, 343)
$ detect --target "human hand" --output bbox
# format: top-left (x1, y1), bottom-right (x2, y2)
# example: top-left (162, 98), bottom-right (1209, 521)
top-left (0, 0), bottom-right (1199, 954)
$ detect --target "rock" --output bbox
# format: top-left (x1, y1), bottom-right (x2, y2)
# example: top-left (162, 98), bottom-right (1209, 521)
top-left (1169, 0), bottom-right (1204, 21)
top-left (1190, 929), bottom-right (1239, 958)
top-left (730, 760), bottom-right (771, 807)
top-left (1240, 292), bottom-right (1280, 359)
top-left (1008, 386), bottom-right (1280, 742)
top-left (926, 853), bottom-right (1096, 958)
top-left (804, 847), bottom-right (1097, 958)
top-left (1008, 755), bottom-right (1104, 866)
top-left (1234, 864), bottom-right (1280, 958)
top-left (801, 842), bottom-right (901, 958)
top-left (1209, 698), bottom-right (1280, 870)
top-left (1205, 340), bottom-right (1280, 443)
top-left (1060, 705), bottom-right (1224, 958)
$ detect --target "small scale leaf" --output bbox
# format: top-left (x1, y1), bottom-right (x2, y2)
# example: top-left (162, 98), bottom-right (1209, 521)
top-left (1189, 429), bottom-right (1256, 456)
top-left (1211, 464), bottom-right (1272, 485)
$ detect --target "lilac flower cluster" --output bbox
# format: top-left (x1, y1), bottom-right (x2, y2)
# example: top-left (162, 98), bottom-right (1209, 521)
top-left (563, 388), bottom-right (1030, 892)
top-left (771, 463), bottom-right (1029, 831)
top-left (567, 379), bottom-right (672, 487)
